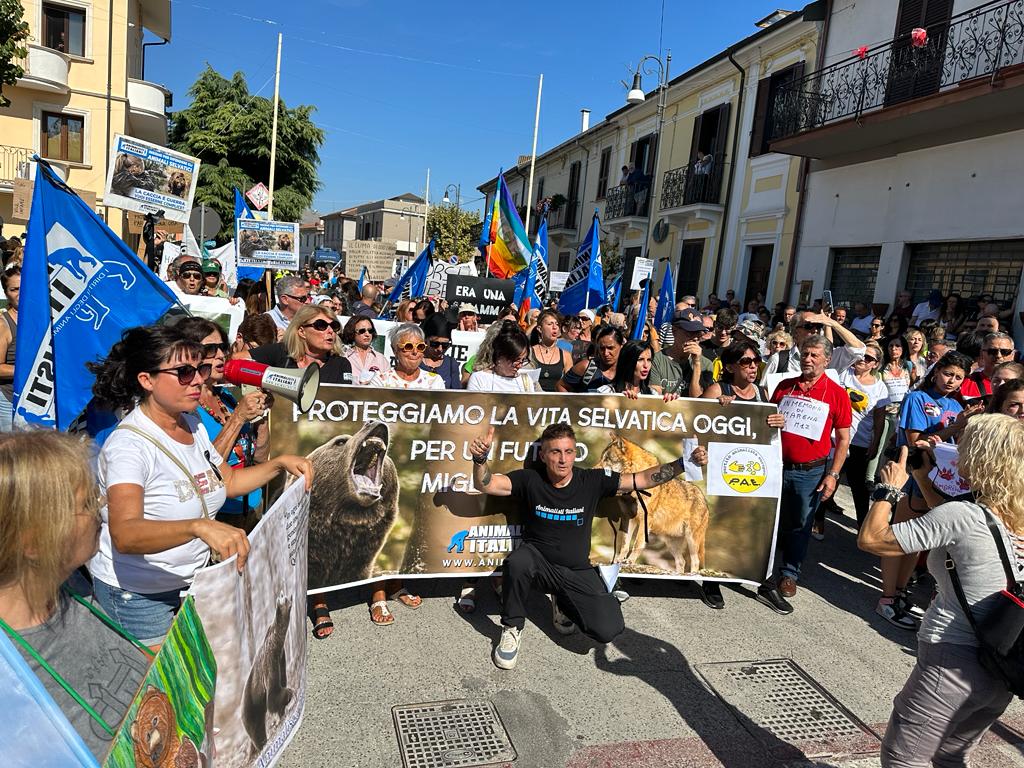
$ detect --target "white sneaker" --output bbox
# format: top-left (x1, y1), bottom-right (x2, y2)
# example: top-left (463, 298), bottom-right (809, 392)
top-left (493, 626), bottom-right (522, 670)
top-left (876, 598), bottom-right (920, 631)
top-left (898, 590), bottom-right (926, 619)
top-left (550, 595), bottom-right (577, 635)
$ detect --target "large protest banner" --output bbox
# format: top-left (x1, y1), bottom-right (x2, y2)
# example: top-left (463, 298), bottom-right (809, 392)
top-left (270, 387), bottom-right (781, 594)
top-left (236, 219), bottom-right (300, 270)
top-left (188, 480), bottom-right (310, 768)
top-left (103, 135), bottom-right (200, 223)
top-left (165, 294), bottom-right (246, 342)
top-left (445, 275), bottom-right (515, 322)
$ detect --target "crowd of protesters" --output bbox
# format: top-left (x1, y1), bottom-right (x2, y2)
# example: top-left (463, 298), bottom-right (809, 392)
top-left (2, 230), bottom-right (1024, 766)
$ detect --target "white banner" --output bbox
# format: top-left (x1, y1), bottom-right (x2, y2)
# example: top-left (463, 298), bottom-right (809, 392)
top-left (236, 219), bottom-right (300, 270)
top-left (173, 294), bottom-right (245, 342)
top-left (549, 271), bottom-right (569, 292)
top-left (103, 134), bottom-right (200, 223)
top-left (423, 260), bottom-right (478, 299)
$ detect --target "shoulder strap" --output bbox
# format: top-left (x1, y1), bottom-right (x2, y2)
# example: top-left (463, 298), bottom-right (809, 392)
top-left (778, 349), bottom-right (790, 372)
top-left (979, 505), bottom-right (1020, 588)
top-left (945, 551), bottom-right (980, 632)
top-left (116, 424), bottom-right (211, 519)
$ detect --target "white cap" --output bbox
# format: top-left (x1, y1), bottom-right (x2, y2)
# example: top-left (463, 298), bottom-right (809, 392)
top-left (577, 309), bottom-right (596, 321)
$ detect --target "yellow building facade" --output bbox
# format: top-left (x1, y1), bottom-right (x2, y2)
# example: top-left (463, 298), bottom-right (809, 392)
top-left (0, 0), bottom-right (172, 239)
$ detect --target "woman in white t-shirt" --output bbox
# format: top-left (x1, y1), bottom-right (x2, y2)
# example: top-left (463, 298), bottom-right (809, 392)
top-left (467, 324), bottom-right (538, 393)
top-left (368, 323), bottom-right (446, 391)
top-left (87, 325), bottom-right (313, 647)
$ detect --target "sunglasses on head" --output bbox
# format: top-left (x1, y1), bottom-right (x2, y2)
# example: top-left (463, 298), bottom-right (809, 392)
top-left (202, 342), bottom-right (230, 358)
top-left (428, 340), bottom-right (451, 350)
top-left (304, 319), bottom-right (341, 332)
top-left (399, 342), bottom-right (427, 353)
top-left (986, 348), bottom-right (1014, 357)
top-left (152, 363), bottom-right (212, 385)
top-left (285, 293), bottom-right (312, 303)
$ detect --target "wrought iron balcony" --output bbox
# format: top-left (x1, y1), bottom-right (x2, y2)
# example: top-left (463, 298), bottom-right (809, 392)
top-left (605, 182), bottom-right (651, 221)
top-left (770, 0), bottom-right (1024, 144)
top-left (548, 199), bottom-right (579, 231)
top-left (660, 153), bottom-right (727, 210)
top-left (0, 145), bottom-right (32, 186)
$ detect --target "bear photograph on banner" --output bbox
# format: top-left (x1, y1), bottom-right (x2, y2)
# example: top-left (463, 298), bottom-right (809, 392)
top-left (271, 388), bottom-right (782, 594)
top-left (236, 219), bottom-right (300, 271)
top-left (103, 135), bottom-right (200, 223)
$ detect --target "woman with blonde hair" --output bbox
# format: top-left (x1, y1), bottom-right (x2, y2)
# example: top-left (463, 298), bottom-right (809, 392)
top-left (0, 432), bottom-right (151, 759)
top-left (395, 299), bottom-right (416, 323)
top-left (248, 303), bottom-right (353, 386)
top-left (860, 414), bottom-right (1024, 767)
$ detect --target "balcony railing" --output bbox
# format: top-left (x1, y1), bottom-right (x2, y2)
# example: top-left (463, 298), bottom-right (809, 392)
top-left (660, 153), bottom-right (727, 209)
top-left (0, 145), bottom-right (32, 186)
top-left (548, 199), bottom-right (579, 231)
top-left (605, 182), bottom-right (651, 220)
top-left (769, 0), bottom-right (1024, 142)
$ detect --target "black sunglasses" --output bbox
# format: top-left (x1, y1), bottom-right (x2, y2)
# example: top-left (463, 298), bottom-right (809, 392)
top-left (986, 348), bottom-right (1014, 357)
top-left (428, 340), bottom-right (451, 350)
top-left (152, 363), bottom-right (212, 385)
top-left (354, 327), bottom-right (375, 336)
top-left (180, 271), bottom-right (203, 280)
top-left (799, 323), bottom-right (823, 331)
top-left (304, 319), bottom-right (341, 332)
top-left (202, 342), bottom-right (231, 357)
top-left (862, 355), bottom-right (879, 364)
top-left (285, 293), bottom-right (312, 303)
top-left (715, 324), bottom-right (736, 332)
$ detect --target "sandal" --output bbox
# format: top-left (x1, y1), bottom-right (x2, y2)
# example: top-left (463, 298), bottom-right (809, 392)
top-left (369, 600), bottom-right (394, 626)
top-left (311, 604), bottom-right (334, 640)
top-left (456, 586), bottom-right (476, 614)
top-left (389, 588), bottom-right (422, 609)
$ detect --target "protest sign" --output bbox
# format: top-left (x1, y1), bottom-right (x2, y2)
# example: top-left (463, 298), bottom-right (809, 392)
top-left (345, 240), bottom-right (398, 281)
top-left (125, 211), bottom-right (184, 236)
top-left (630, 256), bottom-right (654, 290)
top-left (270, 388), bottom-right (781, 592)
top-left (103, 135), bottom-right (200, 223)
top-left (103, 597), bottom-right (216, 768)
top-left (763, 369), bottom-right (840, 399)
top-left (446, 276), bottom-right (516, 322)
top-left (549, 271), bottom-right (569, 292)
top-left (423, 259), bottom-right (478, 298)
top-left (236, 219), bottom-right (300, 270)
top-left (930, 443), bottom-right (970, 498)
top-left (13, 180), bottom-right (97, 222)
top-left (165, 294), bottom-right (245, 342)
top-left (777, 395), bottom-right (831, 440)
top-left (188, 480), bottom-right (310, 768)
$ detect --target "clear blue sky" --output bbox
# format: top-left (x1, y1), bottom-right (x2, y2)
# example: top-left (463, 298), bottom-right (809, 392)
top-left (148, 1), bottom-right (793, 218)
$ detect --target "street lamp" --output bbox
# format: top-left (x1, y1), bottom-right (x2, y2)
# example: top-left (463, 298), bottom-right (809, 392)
top-left (441, 184), bottom-right (461, 210)
top-left (625, 51), bottom-right (671, 290)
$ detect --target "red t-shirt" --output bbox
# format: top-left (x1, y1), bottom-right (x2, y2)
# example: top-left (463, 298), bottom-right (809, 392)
top-left (771, 374), bottom-right (853, 464)
top-left (959, 371), bottom-right (992, 399)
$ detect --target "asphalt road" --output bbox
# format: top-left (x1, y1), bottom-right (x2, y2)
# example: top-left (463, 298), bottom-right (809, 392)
top-left (278, 485), bottom-right (1024, 768)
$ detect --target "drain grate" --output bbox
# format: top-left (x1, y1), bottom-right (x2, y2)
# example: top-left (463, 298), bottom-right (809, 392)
top-left (696, 659), bottom-right (879, 756)
top-left (393, 699), bottom-right (517, 768)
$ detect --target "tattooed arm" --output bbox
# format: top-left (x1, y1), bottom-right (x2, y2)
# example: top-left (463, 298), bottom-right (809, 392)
top-left (617, 457), bottom-right (686, 494)
top-left (470, 427), bottom-right (512, 496)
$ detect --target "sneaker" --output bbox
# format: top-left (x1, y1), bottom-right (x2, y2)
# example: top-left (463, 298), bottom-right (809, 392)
top-left (811, 521), bottom-right (825, 541)
top-left (897, 590), bottom-right (925, 619)
top-left (612, 589), bottom-right (630, 603)
top-left (493, 626), bottom-right (522, 670)
top-left (698, 582), bottom-right (725, 610)
top-left (876, 598), bottom-right (920, 630)
top-left (756, 584), bottom-right (793, 615)
top-left (550, 596), bottom-right (577, 635)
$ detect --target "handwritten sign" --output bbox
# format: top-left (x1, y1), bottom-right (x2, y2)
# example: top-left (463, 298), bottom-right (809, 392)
top-left (778, 395), bottom-right (831, 440)
top-left (929, 443), bottom-right (969, 498)
top-left (883, 375), bottom-right (910, 403)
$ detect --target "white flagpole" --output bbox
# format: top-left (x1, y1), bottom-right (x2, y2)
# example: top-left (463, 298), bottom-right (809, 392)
top-left (524, 73), bottom-right (543, 236)
top-left (423, 167), bottom-right (430, 250)
top-left (267, 32), bottom-right (283, 218)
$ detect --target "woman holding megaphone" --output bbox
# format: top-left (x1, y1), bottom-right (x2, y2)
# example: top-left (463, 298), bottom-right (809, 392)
top-left (87, 325), bottom-right (314, 649)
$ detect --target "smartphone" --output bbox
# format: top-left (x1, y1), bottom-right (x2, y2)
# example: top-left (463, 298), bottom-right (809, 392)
top-left (822, 290), bottom-right (834, 316)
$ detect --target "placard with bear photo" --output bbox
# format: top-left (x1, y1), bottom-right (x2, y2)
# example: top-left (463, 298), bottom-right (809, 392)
top-left (103, 135), bottom-right (200, 223)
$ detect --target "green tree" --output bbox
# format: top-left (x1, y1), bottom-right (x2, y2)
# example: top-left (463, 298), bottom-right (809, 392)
top-left (169, 66), bottom-right (324, 239)
top-left (0, 0), bottom-right (30, 108)
top-left (426, 204), bottom-right (482, 263)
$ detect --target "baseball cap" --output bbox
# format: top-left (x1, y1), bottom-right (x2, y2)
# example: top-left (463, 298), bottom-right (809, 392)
top-left (201, 258), bottom-right (221, 275)
top-left (458, 303), bottom-right (478, 315)
top-left (735, 318), bottom-right (766, 341)
top-left (671, 308), bottom-right (705, 332)
top-left (577, 309), bottom-right (596, 322)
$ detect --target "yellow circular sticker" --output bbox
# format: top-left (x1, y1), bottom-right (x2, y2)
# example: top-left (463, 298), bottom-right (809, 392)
top-left (721, 447), bottom-right (767, 493)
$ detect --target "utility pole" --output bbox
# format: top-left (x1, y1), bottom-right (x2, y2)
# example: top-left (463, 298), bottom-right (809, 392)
top-left (267, 32), bottom-right (283, 218)
top-left (524, 73), bottom-right (544, 236)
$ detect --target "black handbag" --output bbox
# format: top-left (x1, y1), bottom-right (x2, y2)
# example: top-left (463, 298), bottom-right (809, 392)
top-left (946, 505), bottom-right (1024, 697)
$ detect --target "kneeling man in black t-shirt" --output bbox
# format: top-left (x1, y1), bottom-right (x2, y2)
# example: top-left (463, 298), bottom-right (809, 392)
top-left (471, 423), bottom-right (691, 670)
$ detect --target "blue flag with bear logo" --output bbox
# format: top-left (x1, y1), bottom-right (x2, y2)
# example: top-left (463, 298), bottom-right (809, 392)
top-left (13, 160), bottom-right (176, 430)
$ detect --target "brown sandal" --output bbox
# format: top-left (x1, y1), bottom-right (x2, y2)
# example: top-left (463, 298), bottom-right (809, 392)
top-left (390, 588), bottom-right (422, 609)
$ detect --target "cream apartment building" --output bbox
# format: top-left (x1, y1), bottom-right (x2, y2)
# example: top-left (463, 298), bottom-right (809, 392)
top-left (1, 0), bottom-right (172, 239)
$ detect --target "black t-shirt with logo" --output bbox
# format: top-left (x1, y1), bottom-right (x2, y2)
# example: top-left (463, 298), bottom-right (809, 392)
top-left (507, 467), bottom-right (621, 569)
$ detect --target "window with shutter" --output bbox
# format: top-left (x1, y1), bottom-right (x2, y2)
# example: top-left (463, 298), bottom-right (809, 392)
top-left (885, 0), bottom-right (954, 106)
top-left (597, 147), bottom-right (612, 199)
top-left (751, 62), bottom-right (805, 155)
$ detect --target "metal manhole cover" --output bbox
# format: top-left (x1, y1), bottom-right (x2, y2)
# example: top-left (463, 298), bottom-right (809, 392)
top-left (393, 699), bottom-right (517, 767)
top-left (696, 659), bottom-right (879, 757)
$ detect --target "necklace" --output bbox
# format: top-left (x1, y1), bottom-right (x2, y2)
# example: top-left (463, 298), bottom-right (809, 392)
top-left (534, 344), bottom-right (559, 364)
top-left (199, 390), bottom-right (228, 424)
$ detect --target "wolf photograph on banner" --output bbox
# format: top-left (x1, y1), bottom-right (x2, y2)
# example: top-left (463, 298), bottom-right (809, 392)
top-left (271, 387), bottom-right (782, 594)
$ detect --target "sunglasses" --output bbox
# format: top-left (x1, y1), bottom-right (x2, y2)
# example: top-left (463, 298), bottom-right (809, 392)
top-left (715, 324), bottom-right (736, 332)
top-left (799, 323), bottom-right (823, 331)
top-left (152, 363), bottom-right (212, 385)
top-left (770, 341), bottom-right (788, 348)
top-left (862, 355), bottom-right (879, 364)
top-left (354, 327), bottom-right (375, 336)
top-left (202, 342), bottom-right (231, 357)
top-left (986, 348), bottom-right (1014, 357)
top-left (285, 293), bottom-right (312, 303)
top-left (737, 357), bottom-right (759, 366)
top-left (304, 319), bottom-right (341, 333)
top-left (399, 342), bottom-right (427, 353)
top-left (428, 340), bottom-right (451, 350)
top-left (180, 271), bottom-right (202, 280)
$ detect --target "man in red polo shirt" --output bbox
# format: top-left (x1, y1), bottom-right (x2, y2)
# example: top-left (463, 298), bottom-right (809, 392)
top-left (960, 331), bottom-right (1015, 398)
top-left (757, 334), bottom-right (852, 614)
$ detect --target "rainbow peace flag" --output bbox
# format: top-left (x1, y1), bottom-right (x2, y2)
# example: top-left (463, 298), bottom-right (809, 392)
top-left (479, 172), bottom-right (531, 279)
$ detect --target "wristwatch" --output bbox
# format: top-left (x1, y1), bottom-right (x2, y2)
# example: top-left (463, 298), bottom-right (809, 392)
top-left (871, 485), bottom-right (905, 505)
top-left (827, 470), bottom-right (840, 480)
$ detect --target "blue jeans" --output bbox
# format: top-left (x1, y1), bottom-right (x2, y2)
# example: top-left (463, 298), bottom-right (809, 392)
top-left (92, 578), bottom-right (182, 645)
top-left (778, 466), bottom-right (826, 582)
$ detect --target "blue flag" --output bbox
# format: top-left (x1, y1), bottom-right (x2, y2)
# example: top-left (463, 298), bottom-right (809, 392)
top-left (13, 161), bottom-right (176, 430)
top-left (558, 212), bottom-right (604, 315)
top-left (513, 212), bottom-right (548, 312)
top-left (234, 188), bottom-right (263, 282)
top-left (387, 238), bottom-right (435, 304)
top-left (654, 260), bottom-right (675, 329)
top-left (357, 265), bottom-right (369, 293)
top-left (631, 277), bottom-right (651, 340)
top-left (606, 273), bottom-right (622, 311)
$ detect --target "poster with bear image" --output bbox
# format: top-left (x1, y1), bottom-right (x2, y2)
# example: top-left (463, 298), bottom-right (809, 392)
top-left (187, 480), bottom-right (310, 768)
top-left (269, 386), bottom-right (782, 594)
top-left (103, 135), bottom-right (200, 223)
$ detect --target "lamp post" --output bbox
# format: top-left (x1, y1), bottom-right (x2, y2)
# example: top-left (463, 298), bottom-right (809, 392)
top-left (441, 184), bottom-right (461, 211)
top-left (625, 51), bottom-right (671, 293)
